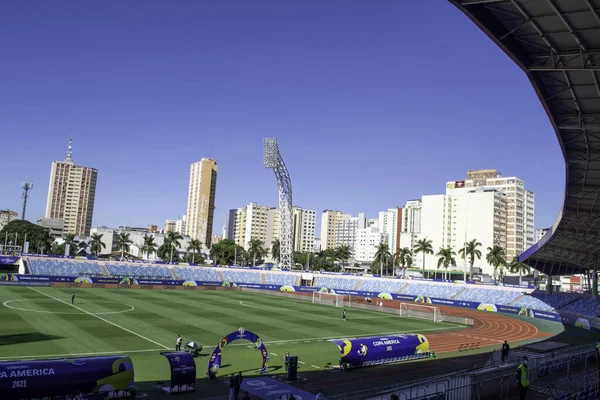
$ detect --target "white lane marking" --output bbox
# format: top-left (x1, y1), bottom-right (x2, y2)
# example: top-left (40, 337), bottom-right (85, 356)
top-left (28, 287), bottom-right (170, 350)
top-left (311, 365), bottom-right (320, 369)
top-left (239, 300), bottom-right (292, 312)
top-left (271, 353), bottom-right (278, 356)
top-left (298, 361), bottom-right (305, 364)
top-left (0, 348), bottom-right (164, 360)
top-left (3, 299), bottom-right (135, 315)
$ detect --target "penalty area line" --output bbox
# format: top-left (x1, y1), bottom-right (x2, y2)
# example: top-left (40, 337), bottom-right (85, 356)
top-left (27, 287), bottom-right (170, 350)
top-left (0, 348), bottom-right (165, 361)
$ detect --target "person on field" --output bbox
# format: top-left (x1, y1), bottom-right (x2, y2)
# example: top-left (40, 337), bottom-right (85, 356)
top-left (228, 374), bottom-right (236, 400)
top-left (501, 340), bottom-right (510, 363)
top-left (71, 292), bottom-right (75, 305)
top-left (234, 371), bottom-right (243, 399)
top-left (176, 334), bottom-right (182, 351)
top-left (516, 356), bottom-right (529, 400)
top-left (342, 308), bottom-right (346, 321)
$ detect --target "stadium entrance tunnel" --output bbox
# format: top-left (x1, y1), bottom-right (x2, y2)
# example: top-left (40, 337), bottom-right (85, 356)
top-left (207, 328), bottom-right (269, 378)
top-left (331, 333), bottom-right (431, 369)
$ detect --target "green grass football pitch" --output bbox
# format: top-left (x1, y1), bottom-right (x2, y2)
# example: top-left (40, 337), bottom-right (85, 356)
top-left (0, 286), bottom-right (464, 383)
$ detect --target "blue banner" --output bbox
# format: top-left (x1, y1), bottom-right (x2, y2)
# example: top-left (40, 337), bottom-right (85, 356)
top-left (160, 352), bottom-right (195, 393)
top-left (330, 334), bottom-right (430, 368)
top-left (207, 329), bottom-right (269, 377)
top-left (0, 356), bottom-right (134, 400)
top-left (241, 377), bottom-right (318, 400)
top-left (0, 256), bottom-right (19, 265)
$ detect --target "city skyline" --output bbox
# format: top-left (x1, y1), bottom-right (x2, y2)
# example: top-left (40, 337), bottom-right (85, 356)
top-left (0, 1), bottom-right (563, 238)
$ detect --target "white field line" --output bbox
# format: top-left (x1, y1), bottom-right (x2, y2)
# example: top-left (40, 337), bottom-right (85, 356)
top-left (28, 287), bottom-right (170, 350)
top-left (311, 365), bottom-right (320, 369)
top-left (0, 348), bottom-right (165, 361)
top-left (298, 361), bottom-right (305, 364)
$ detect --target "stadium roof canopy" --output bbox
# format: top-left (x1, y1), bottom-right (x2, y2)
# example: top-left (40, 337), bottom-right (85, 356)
top-left (450, 0), bottom-right (600, 276)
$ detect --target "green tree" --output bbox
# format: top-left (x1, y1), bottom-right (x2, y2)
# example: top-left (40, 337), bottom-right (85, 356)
top-left (436, 247), bottom-right (457, 280)
top-left (116, 232), bottom-right (133, 259)
top-left (89, 233), bottom-right (106, 257)
top-left (0, 220), bottom-right (55, 254)
top-left (209, 239), bottom-right (245, 265)
top-left (372, 242), bottom-right (392, 276)
top-left (271, 239), bottom-right (281, 262)
top-left (458, 239), bottom-right (482, 280)
top-left (164, 231), bottom-right (183, 263)
top-left (141, 234), bottom-right (157, 260)
top-left (184, 251), bottom-right (205, 264)
top-left (486, 245), bottom-right (506, 283)
top-left (62, 233), bottom-right (78, 256)
top-left (247, 238), bottom-right (265, 266)
top-left (35, 230), bottom-right (54, 255)
top-left (396, 247), bottom-right (412, 278)
top-left (187, 239), bottom-right (203, 264)
top-left (508, 256), bottom-right (531, 286)
top-left (336, 245), bottom-right (352, 271)
top-left (414, 238), bottom-right (434, 277)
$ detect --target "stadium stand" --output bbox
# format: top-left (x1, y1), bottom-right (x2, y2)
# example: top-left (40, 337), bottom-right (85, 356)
top-left (560, 298), bottom-right (600, 317)
top-left (359, 278), bottom-right (408, 293)
top-left (104, 262), bottom-right (172, 278)
top-left (314, 275), bottom-right (360, 290)
top-left (221, 269), bottom-right (262, 284)
top-left (173, 266), bottom-right (221, 282)
top-left (264, 272), bottom-right (297, 286)
top-left (401, 282), bottom-right (464, 299)
top-left (454, 287), bottom-right (523, 305)
top-left (27, 257), bottom-right (104, 277)
top-left (552, 384), bottom-right (600, 400)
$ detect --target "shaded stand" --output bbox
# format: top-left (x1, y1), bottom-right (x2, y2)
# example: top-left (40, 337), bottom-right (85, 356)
top-left (160, 352), bottom-right (196, 394)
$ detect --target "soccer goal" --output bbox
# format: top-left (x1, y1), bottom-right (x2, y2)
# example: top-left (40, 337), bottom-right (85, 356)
top-left (312, 292), bottom-right (351, 307)
top-left (399, 303), bottom-right (443, 323)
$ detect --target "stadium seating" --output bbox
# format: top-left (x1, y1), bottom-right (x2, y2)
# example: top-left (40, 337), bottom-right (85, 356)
top-left (104, 262), bottom-right (172, 278)
top-left (454, 287), bottom-right (523, 304)
top-left (402, 282), bottom-right (463, 299)
top-left (314, 275), bottom-right (360, 290)
top-left (529, 291), bottom-right (581, 310)
top-left (221, 269), bottom-right (262, 284)
top-left (174, 266), bottom-right (221, 282)
top-left (511, 295), bottom-right (555, 312)
top-left (560, 298), bottom-right (600, 317)
top-left (552, 384), bottom-right (599, 400)
top-left (27, 257), bottom-right (104, 276)
top-left (265, 272), bottom-right (297, 286)
top-left (359, 278), bottom-right (408, 293)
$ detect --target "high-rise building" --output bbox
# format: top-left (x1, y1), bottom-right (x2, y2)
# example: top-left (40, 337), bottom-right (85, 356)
top-left (163, 219), bottom-right (176, 233)
top-left (378, 208), bottom-right (402, 256)
top-left (319, 210), bottom-right (365, 253)
top-left (0, 210), bottom-right (18, 231)
top-left (314, 237), bottom-right (321, 252)
top-left (175, 215), bottom-right (186, 235)
top-left (320, 210), bottom-right (343, 250)
top-left (354, 226), bottom-right (387, 262)
top-left (419, 186), bottom-right (507, 276)
top-left (292, 207), bottom-right (316, 252)
top-left (185, 158), bottom-right (218, 248)
top-left (462, 169), bottom-right (535, 259)
top-left (45, 139), bottom-right (98, 236)
top-left (231, 202), bottom-right (280, 250)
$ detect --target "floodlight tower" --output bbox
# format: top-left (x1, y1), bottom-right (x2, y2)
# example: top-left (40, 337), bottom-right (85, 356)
top-left (21, 182), bottom-right (34, 220)
top-left (263, 138), bottom-right (293, 269)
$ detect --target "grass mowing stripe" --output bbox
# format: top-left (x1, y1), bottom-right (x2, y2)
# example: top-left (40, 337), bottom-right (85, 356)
top-left (0, 348), bottom-right (165, 360)
top-left (27, 287), bottom-right (170, 350)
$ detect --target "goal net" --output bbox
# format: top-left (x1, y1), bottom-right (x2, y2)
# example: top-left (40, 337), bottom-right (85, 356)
top-left (399, 303), bottom-right (442, 323)
top-left (312, 292), bottom-right (351, 307)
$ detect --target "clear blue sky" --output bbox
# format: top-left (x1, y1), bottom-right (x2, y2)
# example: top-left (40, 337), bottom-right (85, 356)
top-left (0, 0), bottom-right (563, 236)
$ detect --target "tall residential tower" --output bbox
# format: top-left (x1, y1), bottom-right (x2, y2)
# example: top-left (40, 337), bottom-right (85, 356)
top-left (185, 158), bottom-right (218, 248)
top-left (45, 139), bottom-right (98, 236)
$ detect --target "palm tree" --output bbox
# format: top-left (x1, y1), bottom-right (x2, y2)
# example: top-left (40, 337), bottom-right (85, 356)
top-left (36, 230), bottom-right (54, 255)
top-left (271, 239), bottom-right (281, 263)
top-left (458, 239), bottom-right (482, 281)
top-left (436, 247), bottom-right (457, 280)
top-left (486, 245), bottom-right (506, 283)
top-left (117, 232), bottom-right (133, 259)
top-left (336, 245), bottom-right (352, 271)
top-left (187, 239), bottom-right (202, 264)
top-left (89, 233), bottom-right (106, 257)
top-left (414, 238), bottom-right (434, 278)
top-left (373, 242), bottom-right (392, 276)
top-left (63, 233), bottom-right (77, 256)
top-left (396, 247), bottom-right (412, 277)
top-left (508, 256), bottom-right (531, 286)
top-left (164, 231), bottom-right (183, 263)
top-left (141, 234), bottom-right (158, 261)
top-left (247, 238), bottom-right (265, 266)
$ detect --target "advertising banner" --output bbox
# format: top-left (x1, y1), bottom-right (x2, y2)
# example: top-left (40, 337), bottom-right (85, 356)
top-left (0, 256), bottom-right (19, 265)
top-left (160, 352), bottom-right (195, 393)
top-left (330, 334), bottom-right (430, 368)
top-left (241, 377), bottom-right (318, 400)
top-left (207, 328), bottom-right (269, 377)
top-left (0, 356), bottom-right (134, 400)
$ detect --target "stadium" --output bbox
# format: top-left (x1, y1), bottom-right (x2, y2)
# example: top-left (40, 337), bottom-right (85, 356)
top-left (2, 0), bottom-right (600, 400)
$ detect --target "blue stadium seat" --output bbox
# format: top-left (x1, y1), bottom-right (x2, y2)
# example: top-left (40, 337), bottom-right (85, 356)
top-left (314, 275), bottom-right (359, 290)
top-left (174, 266), bottom-right (220, 282)
top-left (27, 257), bottom-right (104, 277)
top-left (221, 270), bottom-right (262, 284)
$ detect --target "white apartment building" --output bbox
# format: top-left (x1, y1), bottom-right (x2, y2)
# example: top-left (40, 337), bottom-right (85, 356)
top-left (314, 237), bottom-right (321, 252)
top-left (185, 158), bottom-right (218, 248)
top-left (320, 211), bottom-right (365, 253)
top-left (354, 226), bottom-right (387, 262)
top-left (293, 207), bottom-right (316, 252)
top-left (163, 219), bottom-right (176, 233)
top-left (230, 202), bottom-right (279, 250)
top-left (419, 186), bottom-right (507, 276)
top-left (320, 210), bottom-right (343, 250)
top-left (378, 208), bottom-right (401, 256)
top-left (175, 215), bottom-right (187, 236)
top-left (464, 169), bottom-right (535, 259)
top-left (0, 210), bottom-right (18, 231)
